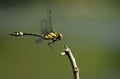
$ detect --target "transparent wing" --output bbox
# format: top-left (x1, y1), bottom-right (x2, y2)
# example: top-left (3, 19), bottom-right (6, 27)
top-left (47, 9), bottom-right (53, 32)
top-left (35, 9), bottom-right (53, 44)
top-left (35, 19), bottom-right (48, 44)
top-left (35, 38), bottom-right (43, 44)
top-left (40, 19), bottom-right (48, 35)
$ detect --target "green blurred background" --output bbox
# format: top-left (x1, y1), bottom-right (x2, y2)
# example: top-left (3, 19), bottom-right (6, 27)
top-left (0, 0), bottom-right (120, 79)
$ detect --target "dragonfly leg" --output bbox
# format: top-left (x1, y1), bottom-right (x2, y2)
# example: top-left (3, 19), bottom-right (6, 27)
top-left (48, 40), bottom-right (57, 45)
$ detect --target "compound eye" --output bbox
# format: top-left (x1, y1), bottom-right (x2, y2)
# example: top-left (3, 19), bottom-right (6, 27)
top-left (58, 33), bottom-right (63, 40)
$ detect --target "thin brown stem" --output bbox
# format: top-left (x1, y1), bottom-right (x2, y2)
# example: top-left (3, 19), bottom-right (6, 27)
top-left (60, 45), bottom-right (80, 79)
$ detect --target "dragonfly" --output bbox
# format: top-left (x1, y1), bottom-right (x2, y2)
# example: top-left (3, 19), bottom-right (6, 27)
top-left (9, 9), bottom-right (63, 45)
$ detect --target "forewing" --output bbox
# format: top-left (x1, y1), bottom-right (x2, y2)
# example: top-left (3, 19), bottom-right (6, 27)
top-left (40, 19), bottom-right (48, 35)
top-left (35, 19), bottom-right (47, 44)
top-left (47, 9), bottom-right (53, 32)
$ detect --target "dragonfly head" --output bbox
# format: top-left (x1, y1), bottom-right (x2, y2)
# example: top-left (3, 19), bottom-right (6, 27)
top-left (58, 33), bottom-right (63, 40)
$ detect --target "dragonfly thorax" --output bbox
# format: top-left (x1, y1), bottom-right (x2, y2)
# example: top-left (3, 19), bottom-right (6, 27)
top-left (43, 32), bottom-right (63, 40)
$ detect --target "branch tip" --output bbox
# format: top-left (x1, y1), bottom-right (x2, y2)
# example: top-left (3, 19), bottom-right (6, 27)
top-left (60, 52), bottom-right (66, 56)
top-left (62, 45), bottom-right (80, 79)
top-left (64, 45), bottom-right (68, 49)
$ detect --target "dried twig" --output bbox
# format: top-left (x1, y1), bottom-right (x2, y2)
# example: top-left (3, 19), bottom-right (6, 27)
top-left (60, 45), bottom-right (80, 79)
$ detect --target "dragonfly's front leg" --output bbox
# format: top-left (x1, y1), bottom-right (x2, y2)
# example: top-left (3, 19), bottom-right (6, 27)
top-left (48, 40), bottom-right (57, 45)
